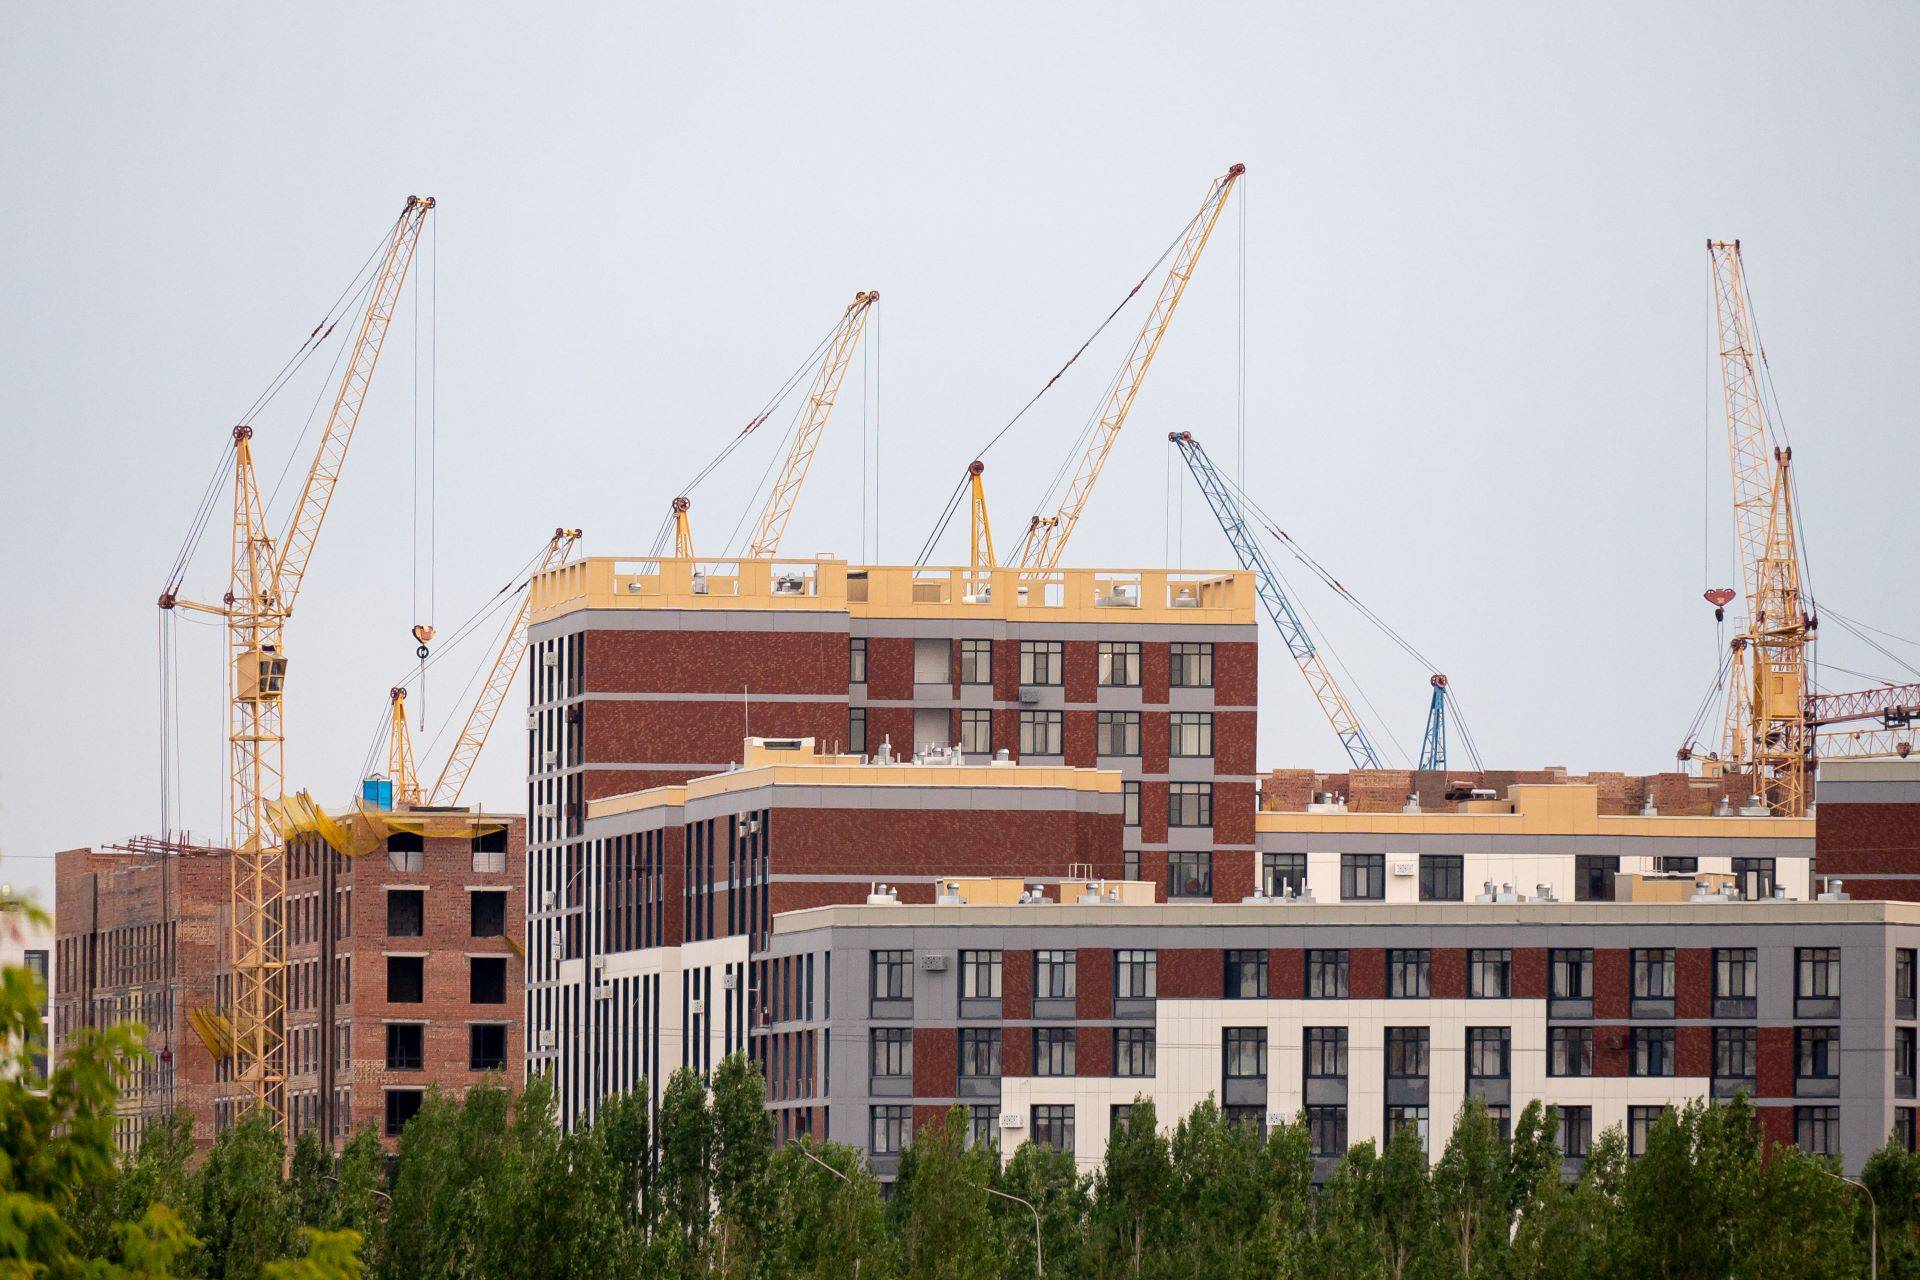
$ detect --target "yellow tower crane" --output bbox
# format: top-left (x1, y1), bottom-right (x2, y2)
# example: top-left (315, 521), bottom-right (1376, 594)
top-left (427, 528), bottom-right (581, 806)
top-left (159, 195), bottom-right (432, 1129)
top-left (376, 529), bottom-right (581, 809)
top-left (1706, 240), bottom-right (1813, 815)
top-left (1014, 163), bottom-right (1243, 573)
top-left (746, 291), bottom-right (878, 557)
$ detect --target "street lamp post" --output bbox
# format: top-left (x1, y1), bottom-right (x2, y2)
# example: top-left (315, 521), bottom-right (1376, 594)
top-left (1823, 1167), bottom-right (1876, 1280)
top-left (987, 1186), bottom-right (1043, 1277)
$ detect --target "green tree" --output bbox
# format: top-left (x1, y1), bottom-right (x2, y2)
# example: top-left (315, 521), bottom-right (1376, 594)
top-left (1432, 1099), bottom-right (1507, 1277)
top-left (656, 1067), bottom-right (714, 1269)
top-left (994, 1138), bottom-right (1088, 1280)
top-left (771, 1138), bottom-right (894, 1280)
top-left (194, 1109), bottom-right (297, 1279)
top-left (891, 1107), bottom-right (996, 1280)
top-left (1318, 1123), bottom-right (1435, 1280)
top-left (1245, 1117), bottom-right (1317, 1280)
top-left (1090, 1098), bottom-right (1172, 1277)
top-left (711, 1054), bottom-right (779, 1278)
top-left (1859, 1134), bottom-right (1920, 1279)
top-left (264, 1228), bottom-right (367, 1280)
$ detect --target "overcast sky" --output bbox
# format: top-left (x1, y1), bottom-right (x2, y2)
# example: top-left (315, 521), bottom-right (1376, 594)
top-left (3, 3), bottom-right (1916, 904)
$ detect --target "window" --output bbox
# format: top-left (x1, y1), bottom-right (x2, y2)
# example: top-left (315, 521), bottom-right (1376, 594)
top-left (1732, 856), bottom-right (1776, 900)
top-left (969, 1104), bottom-right (1000, 1150)
top-left (387, 890), bottom-right (423, 938)
top-left (1632, 1027), bottom-right (1676, 1076)
top-left (1169, 712), bottom-right (1213, 758)
top-left (1224, 1105), bottom-right (1266, 1136)
top-left (1797, 948), bottom-right (1841, 999)
top-left (1557, 1106), bottom-right (1592, 1158)
top-left (1034, 1028), bottom-right (1075, 1075)
top-left (1632, 949), bottom-right (1675, 999)
top-left (1096, 711), bottom-right (1141, 756)
top-left (1386, 1105), bottom-right (1429, 1152)
top-left (1019, 711), bottom-right (1062, 756)
top-left (1469, 949), bottom-right (1511, 998)
top-left (1468, 1027), bottom-right (1511, 1079)
top-left (1575, 855), bottom-right (1618, 902)
top-left (1225, 950), bottom-right (1268, 998)
top-left (1263, 852), bottom-right (1307, 898)
top-left (1549, 1027), bottom-right (1593, 1077)
top-left (960, 709), bottom-right (993, 755)
top-left (471, 827), bottom-right (508, 872)
top-left (960, 1028), bottom-right (1002, 1079)
top-left (1901, 1109), bottom-right (1918, 1154)
top-left (386, 831), bottom-right (424, 872)
top-left (1035, 950), bottom-right (1077, 998)
top-left (961, 950), bottom-right (1002, 999)
top-left (1307, 950), bottom-right (1349, 998)
top-left (1657, 855), bottom-right (1699, 874)
top-left (1901, 1028), bottom-right (1918, 1095)
top-left (871, 1105), bottom-right (911, 1155)
top-left (1168, 850), bottom-right (1212, 898)
top-left (384, 1089), bottom-right (423, 1137)
top-left (1170, 642), bottom-right (1213, 688)
top-left (1098, 641), bottom-right (1140, 686)
top-left (959, 639), bottom-right (992, 685)
top-left (1899, 949), bottom-right (1918, 1005)
top-left (1019, 640), bottom-right (1063, 686)
top-left (1715, 1027), bottom-right (1757, 1080)
top-left (1224, 1028), bottom-right (1267, 1078)
top-left (848, 638), bottom-right (867, 683)
top-left (1110, 1104), bottom-right (1134, 1133)
top-left (469, 1023), bottom-right (507, 1071)
top-left (1340, 854), bottom-right (1384, 901)
top-left (1115, 1027), bottom-right (1156, 1076)
top-left (1388, 949), bottom-right (1431, 998)
top-left (1386, 1027), bottom-right (1430, 1078)
top-left (849, 706), bottom-right (867, 754)
top-left (1486, 1106), bottom-right (1512, 1142)
top-left (871, 1028), bottom-right (913, 1077)
top-left (1123, 782), bottom-right (1141, 828)
top-left (1715, 948), bottom-right (1757, 999)
top-left (1551, 949), bottom-right (1592, 999)
top-left (871, 950), bottom-right (913, 1001)
top-left (1628, 1106), bottom-right (1664, 1157)
top-left (1033, 1105), bottom-right (1075, 1153)
top-left (1168, 783), bottom-right (1213, 827)
top-left (1124, 850), bottom-right (1141, 882)
top-left (1307, 1105), bottom-right (1347, 1157)
top-left (1797, 1106), bottom-right (1840, 1156)
top-left (387, 956), bottom-right (424, 1004)
top-left (385, 1023), bottom-right (423, 1071)
top-left (1306, 1027), bottom-right (1349, 1078)
top-left (470, 891), bottom-right (506, 938)
top-left (1797, 1027), bottom-right (1840, 1081)
top-left (1418, 854), bottom-right (1463, 902)
top-left (470, 957), bottom-right (507, 1004)
top-left (1115, 950), bottom-right (1157, 999)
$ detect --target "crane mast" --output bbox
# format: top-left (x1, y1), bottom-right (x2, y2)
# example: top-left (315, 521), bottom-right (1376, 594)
top-left (161, 195), bottom-right (432, 1130)
top-left (388, 688), bottom-right (421, 806)
top-left (1706, 241), bottom-right (1812, 814)
top-left (428, 528), bottom-right (582, 807)
top-left (1169, 431), bottom-right (1382, 770)
top-left (746, 291), bottom-right (877, 558)
top-left (1418, 674), bottom-right (1448, 772)
top-left (1016, 164), bottom-right (1243, 574)
top-left (968, 460), bottom-right (996, 572)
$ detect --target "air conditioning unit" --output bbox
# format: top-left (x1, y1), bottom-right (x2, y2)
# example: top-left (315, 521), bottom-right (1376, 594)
top-left (918, 953), bottom-right (948, 972)
top-left (999, 1112), bottom-right (1024, 1129)
top-left (536, 803), bottom-right (556, 819)
top-left (542, 650), bottom-right (560, 668)
top-left (549, 937), bottom-right (563, 960)
top-left (721, 971), bottom-right (739, 990)
top-left (593, 985), bottom-right (612, 1000)
top-left (541, 890), bottom-right (556, 908)
top-left (1018, 688), bottom-right (1041, 705)
top-left (689, 997), bottom-right (705, 1015)
top-left (1389, 860), bottom-right (1416, 877)
top-left (543, 750), bottom-right (558, 767)
top-left (524, 711), bottom-right (538, 732)
top-left (538, 1028), bottom-right (556, 1049)
top-left (592, 955), bottom-right (606, 971)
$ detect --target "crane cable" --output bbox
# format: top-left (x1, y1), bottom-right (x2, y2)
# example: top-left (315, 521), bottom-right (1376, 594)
top-left (644, 307), bottom-right (853, 561)
top-left (913, 198), bottom-right (1209, 567)
top-left (1203, 461), bottom-right (1483, 770)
